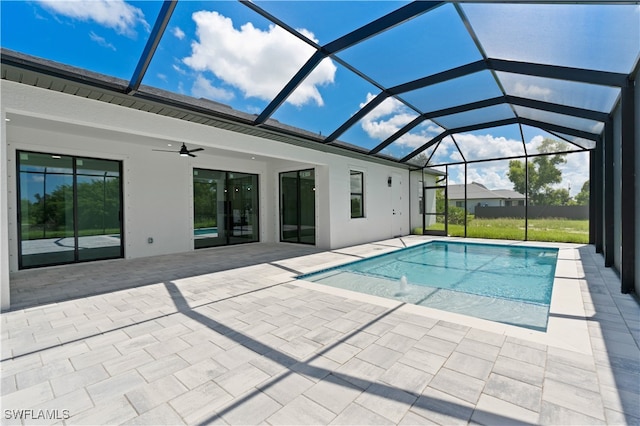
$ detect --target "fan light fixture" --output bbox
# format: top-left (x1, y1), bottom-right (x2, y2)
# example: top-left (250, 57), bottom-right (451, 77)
top-left (153, 143), bottom-right (204, 157)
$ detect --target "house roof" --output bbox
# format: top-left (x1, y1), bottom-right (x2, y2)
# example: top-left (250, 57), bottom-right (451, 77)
top-left (448, 183), bottom-right (525, 200)
top-left (1, 1), bottom-right (638, 169)
top-left (492, 189), bottom-right (526, 200)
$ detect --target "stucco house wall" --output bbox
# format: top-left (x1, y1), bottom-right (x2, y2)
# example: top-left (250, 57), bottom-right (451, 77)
top-left (0, 81), bottom-right (428, 309)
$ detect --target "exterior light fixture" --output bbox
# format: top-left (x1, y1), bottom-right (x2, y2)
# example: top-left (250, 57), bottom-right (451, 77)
top-left (388, 176), bottom-right (392, 187)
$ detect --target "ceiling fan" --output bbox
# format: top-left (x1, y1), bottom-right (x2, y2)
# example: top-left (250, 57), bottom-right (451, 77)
top-left (153, 143), bottom-right (204, 157)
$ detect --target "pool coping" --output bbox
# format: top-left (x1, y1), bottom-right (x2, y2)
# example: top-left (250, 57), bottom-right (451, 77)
top-left (293, 236), bottom-right (593, 355)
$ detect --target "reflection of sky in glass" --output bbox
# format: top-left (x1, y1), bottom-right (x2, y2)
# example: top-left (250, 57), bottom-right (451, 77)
top-left (515, 106), bottom-right (604, 135)
top-left (497, 72), bottom-right (621, 113)
top-left (521, 126), bottom-right (587, 155)
top-left (463, 4), bottom-right (640, 73)
top-left (549, 132), bottom-right (596, 150)
top-left (20, 173), bottom-right (72, 203)
top-left (337, 3), bottom-right (482, 87)
top-left (400, 71), bottom-right (503, 114)
top-left (437, 104), bottom-right (516, 129)
top-left (253, 1), bottom-right (409, 45)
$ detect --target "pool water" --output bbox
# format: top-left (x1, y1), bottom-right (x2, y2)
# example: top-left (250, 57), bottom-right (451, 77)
top-left (194, 227), bottom-right (218, 237)
top-left (298, 241), bottom-right (558, 331)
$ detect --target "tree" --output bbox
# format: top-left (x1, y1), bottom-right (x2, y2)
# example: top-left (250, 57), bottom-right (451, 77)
top-left (434, 187), bottom-right (471, 225)
top-left (507, 138), bottom-right (568, 205)
top-left (574, 180), bottom-right (590, 205)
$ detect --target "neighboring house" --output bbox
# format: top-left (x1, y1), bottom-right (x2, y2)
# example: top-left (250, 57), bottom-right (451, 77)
top-left (448, 183), bottom-right (525, 213)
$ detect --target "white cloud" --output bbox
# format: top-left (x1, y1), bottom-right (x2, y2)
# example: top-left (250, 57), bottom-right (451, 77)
top-left (172, 26), bottom-right (185, 40)
top-left (37, 0), bottom-right (149, 37)
top-left (172, 64), bottom-right (187, 75)
top-left (89, 31), bottom-right (116, 51)
top-left (183, 11), bottom-right (336, 107)
top-left (510, 82), bottom-right (552, 99)
top-left (442, 135), bottom-right (590, 194)
top-left (453, 133), bottom-right (525, 160)
top-left (157, 73), bottom-right (168, 83)
top-left (358, 93), bottom-right (428, 146)
top-left (556, 151), bottom-right (589, 196)
top-left (465, 165), bottom-right (515, 190)
top-left (191, 74), bottom-right (235, 102)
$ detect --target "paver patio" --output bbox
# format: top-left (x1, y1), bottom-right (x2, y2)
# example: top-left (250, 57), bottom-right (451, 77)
top-left (1, 236), bottom-right (639, 425)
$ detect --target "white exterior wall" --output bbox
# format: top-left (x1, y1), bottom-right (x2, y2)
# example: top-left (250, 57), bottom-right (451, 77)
top-left (1, 81), bottom-right (415, 309)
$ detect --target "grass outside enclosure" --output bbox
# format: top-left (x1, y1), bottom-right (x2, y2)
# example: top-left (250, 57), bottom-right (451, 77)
top-left (416, 218), bottom-right (589, 244)
top-left (22, 226), bottom-right (121, 239)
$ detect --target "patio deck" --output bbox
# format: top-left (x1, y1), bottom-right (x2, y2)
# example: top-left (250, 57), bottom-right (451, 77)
top-left (1, 236), bottom-right (639, 425)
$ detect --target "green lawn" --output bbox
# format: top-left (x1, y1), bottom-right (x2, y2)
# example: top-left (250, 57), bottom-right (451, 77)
top-left (415, 218), bottom-right (589, 244)
top-left (22, 227), bottom-right (121, 239)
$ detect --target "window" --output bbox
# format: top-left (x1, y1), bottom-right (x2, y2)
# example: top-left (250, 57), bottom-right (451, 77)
top-left (456, 201), bottom-right (463, 208)
top-left (350, 170), bottom-right (364, 218)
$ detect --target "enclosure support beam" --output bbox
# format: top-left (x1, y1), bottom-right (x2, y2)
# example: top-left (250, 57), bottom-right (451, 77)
top-left (464, 163), bottom-right (468, 238)
top-left (620, 82), bottom-right (636, 293)
top-left (591, 144), bottom-right (602, 251)
top-left (126, 1), bottom-right (176, 94)
top-left (603, 120), bottom-right (615, 267)
top-left (525, 156), bottom-right (529, 241)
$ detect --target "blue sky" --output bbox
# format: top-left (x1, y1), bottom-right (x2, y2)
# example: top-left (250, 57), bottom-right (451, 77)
top-left (3, 1), bottom-right (635, 195)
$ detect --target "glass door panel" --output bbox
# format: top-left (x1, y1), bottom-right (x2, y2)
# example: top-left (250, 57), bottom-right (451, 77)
top-left (19, 152), bottom-right (75, 267)
top-left (280, 171), bottom-right (300, 243)
top-left (76, 158), bottom-right (122, 261)
top-left (280, 169), bottom-right (316, 244)
top-left (17, 151), bottom-right (123, 269)
top-left (299, 170), bottom-right (316, 244)
top-left (227, 173), bottom-right (259, 245)
top-left (193, 169), bottom-right (259, 248)
top-left (423, 180), bottom-right (448, 236)
top-left (194, 169), bottom-right (226, 248)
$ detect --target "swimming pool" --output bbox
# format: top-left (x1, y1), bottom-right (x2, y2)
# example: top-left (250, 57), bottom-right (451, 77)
top-left (298, 241), bottom-right (558, 331)
top-left (194, 227), bottom-right (218, 237)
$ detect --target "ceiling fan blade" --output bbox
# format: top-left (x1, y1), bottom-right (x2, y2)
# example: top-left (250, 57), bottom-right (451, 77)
top-left (189, 148), bottom-right (204, 152)
top-left (152, 149), bottom-right (178, 153)
top-left (188, 153), bottom-right (197, 157)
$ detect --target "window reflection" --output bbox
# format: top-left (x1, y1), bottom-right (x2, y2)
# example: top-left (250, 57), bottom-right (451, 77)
top-left (193, 169), bottom-right (259, 248)
top-left (17, 152), bottom-right (123, 268)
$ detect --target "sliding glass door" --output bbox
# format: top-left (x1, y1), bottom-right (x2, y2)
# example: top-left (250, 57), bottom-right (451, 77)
top-left (280, 169), bottom-right (315, 244)
top-left (193, 169), bottom-right (259, 248)
top-left (17, 151), bottom-right (123, 269)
